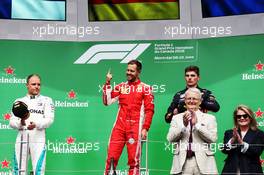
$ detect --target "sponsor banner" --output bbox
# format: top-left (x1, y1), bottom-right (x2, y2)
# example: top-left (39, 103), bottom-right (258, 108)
top-left (0, 114), bottom-right (11, 130)
top-left (47, 137), bottom-right (100, 154)
top-left (242, 61), bottom-right (264, 80)
top-left (0, 35), bottom-right (264, 174)
top-left (114, 170), bottom-right (149, 175)
top-left (55, 90), bottom-right (89, 108)
top-left (256, 107), bottom-right (264, 128)
top-left (0, 159), bottom-right (11, 175)
top-left (0, 66), bottom-right (26, 84)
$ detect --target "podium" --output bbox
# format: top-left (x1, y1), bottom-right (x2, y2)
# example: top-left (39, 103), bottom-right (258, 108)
top-left (140, 138), bottom-right (149, 175)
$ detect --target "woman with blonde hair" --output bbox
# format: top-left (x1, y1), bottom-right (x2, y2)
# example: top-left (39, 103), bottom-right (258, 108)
top-left (221, 104), bottom-right (264, 174)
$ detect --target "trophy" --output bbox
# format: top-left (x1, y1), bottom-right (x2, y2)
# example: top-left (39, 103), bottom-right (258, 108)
top-left (12, 101), bottom-right (30, 175)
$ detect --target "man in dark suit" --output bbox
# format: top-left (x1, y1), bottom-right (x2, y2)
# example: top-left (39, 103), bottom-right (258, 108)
top-left (165, 65), bottom-right (220, 123)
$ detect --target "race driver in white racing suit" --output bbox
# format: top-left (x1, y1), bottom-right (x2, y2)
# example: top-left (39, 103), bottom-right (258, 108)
top-left (10, 74), bottom-right (54, 175)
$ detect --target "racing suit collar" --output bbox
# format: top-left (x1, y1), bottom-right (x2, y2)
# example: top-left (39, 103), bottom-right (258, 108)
top-left (127, 79), bottom-right (141, 86)
top-left (185, 85), bottom-right (202, 90)
top-left (26, 94), bottom-right (40, 99)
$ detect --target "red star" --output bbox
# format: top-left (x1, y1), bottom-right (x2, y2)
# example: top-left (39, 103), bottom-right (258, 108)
top-left (255, 61), bottom-right (264, 71)
top-left (260, 159), bottom-right (264, 166)
top-left (255, 108), bottom-right (264, 118)
top-left (68, 90), bottom-right (76, 99)
top-left (3, 113), bottom-right (11, 120)
top-left (1, 160), bottom-right (10, 168)
top-left (66, 136), bottom-right (75, 144)
top-left (5, 66), bottom-right (14, 75)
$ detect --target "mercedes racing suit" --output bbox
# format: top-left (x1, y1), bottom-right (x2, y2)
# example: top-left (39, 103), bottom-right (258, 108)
top-left (103, 79), bottom-right (154, 175)
top-left (10, 94), bottom-right (54, 175)
top-left (165, 86), bottom-right (220, 123)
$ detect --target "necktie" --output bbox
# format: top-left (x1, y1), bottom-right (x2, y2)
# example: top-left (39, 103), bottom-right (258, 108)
top-left (187, 120), bottom-right (193, 158)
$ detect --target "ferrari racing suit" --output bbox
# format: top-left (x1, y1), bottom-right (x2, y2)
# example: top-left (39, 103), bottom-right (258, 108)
top-left (103, 79), bottom-right (154, 175)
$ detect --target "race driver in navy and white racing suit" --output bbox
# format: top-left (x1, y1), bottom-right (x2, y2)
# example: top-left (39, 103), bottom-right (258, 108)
top-left (9, 74), bottom-right (54, 175)
top-left (103, 60), bottom-right (154, 175)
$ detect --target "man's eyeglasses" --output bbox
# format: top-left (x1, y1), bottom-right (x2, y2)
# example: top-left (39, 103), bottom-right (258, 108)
top-left (236, 114), bottom-right (249, 119)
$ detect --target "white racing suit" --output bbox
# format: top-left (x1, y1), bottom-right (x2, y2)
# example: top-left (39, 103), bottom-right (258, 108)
top-left (9, 94), bottom-right (55, 175)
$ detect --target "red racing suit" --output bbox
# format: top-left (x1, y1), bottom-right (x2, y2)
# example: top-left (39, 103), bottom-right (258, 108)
top-left (103, 79), bottom-right (154, 175)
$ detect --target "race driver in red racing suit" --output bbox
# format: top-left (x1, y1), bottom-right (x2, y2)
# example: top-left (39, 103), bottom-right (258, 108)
top-left (103, 60), bottom-right (154, 175)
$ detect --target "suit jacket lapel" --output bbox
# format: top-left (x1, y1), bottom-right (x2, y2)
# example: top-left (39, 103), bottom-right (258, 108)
top-left (242, 129), bottom-right (254, 143)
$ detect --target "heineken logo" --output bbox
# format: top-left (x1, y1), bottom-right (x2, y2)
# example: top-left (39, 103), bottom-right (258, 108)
top-left (1, 160), bottom-right (10, 169)
top-left (1, 66), bottom-right (26, 84)
top-left (47, 139), bottom-right (100, 154)
top-left (242, 60), bottom-right (264, 80)
top-left (4, 66), bottom-right (14, 75)
top-left (1, 114), bottom-right (12, 130)
top-left (55, 89), bottom-right (89, 108)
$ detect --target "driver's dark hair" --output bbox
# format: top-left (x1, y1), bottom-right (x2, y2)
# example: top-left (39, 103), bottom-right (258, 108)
top-left (185, 66), bottom-right (199, 76)
top-left (128, 60), bottom-right (142, 73)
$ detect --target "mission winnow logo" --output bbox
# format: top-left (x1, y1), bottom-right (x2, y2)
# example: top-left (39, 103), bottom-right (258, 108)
top-left (74, 43), bottom-right (151, 64)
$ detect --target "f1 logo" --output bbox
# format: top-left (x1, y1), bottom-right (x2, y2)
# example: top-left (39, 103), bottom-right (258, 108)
top-left (74, 43), bottom-right (151, 64)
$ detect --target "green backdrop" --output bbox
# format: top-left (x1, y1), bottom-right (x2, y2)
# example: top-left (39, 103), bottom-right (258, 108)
top-left (0, 34), bottom-right (264, 174)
